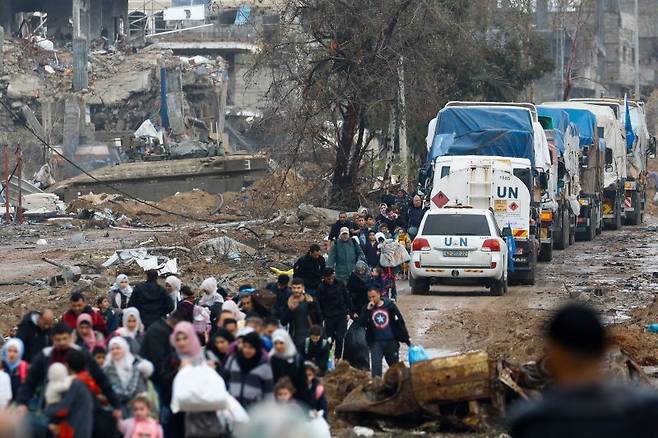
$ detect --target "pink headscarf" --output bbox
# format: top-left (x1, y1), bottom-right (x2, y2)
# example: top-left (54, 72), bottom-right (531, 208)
top-left (76, 313), bottom-right (97, 352)
top-left (221, 300), bottom-right (245, 322)
top-left (169, 321), bottom-right (202, 360)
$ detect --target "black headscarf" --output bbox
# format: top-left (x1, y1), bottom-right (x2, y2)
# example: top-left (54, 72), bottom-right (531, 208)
top-left (208, 328), bottom-right (235, 362)
top-left (236, 332), bottom-right (263, 373)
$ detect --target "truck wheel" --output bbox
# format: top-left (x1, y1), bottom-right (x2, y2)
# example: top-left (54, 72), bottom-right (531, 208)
top-left (554, 210), bottom-right (569, 250)
top-left (538, 242), bottom-right (553, 262)
top-left (626, 193), bottom-right (642, 226)
top-left (490, 274), bottom-right (506, 297)
top-left (588, 207), bottom-right (597, 240)
top-left (568, 213), bottom-right (575, 245)
top-left (410, 275), bottom-right (430, 295)
top-left (609, 199), bottom-right (622, 230)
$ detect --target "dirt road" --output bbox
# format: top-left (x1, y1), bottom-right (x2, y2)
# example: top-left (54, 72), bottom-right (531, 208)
top-left (397, 216), bottom-right (658, 364)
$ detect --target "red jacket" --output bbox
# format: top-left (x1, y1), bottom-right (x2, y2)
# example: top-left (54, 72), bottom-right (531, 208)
top-left (61, 307), bottom-right (107, 335)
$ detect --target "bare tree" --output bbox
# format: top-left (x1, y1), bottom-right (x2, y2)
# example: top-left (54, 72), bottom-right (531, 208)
top-left (251, 0), bottom-right (552, 208)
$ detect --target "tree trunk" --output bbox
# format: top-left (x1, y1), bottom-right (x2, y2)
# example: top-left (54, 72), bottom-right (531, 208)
top-left (330, 103), bottom-right (361, 209)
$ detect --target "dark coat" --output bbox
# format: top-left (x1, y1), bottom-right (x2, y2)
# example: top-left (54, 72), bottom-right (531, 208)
top-left (407, 206), bottom-right (426, 229)
top-left (302, 338), bottom-right (331, 374)
top-left (280, 295), bottom-right (322, 348)
top-left (508, 383), bottom-right (658, 438)
top-left (270, 353), bottom-right (312, 406)
top-left (293, 254), bottom-right (326, 291)
top-left (328, 220), bottom-right (356, 241)
top-left (127, 281), bottom-right (174, 329)
top-left (139, 319), bottom-right (174, 386)
top-left (16, 344), bottom-right (119, 408)
top-left (2, 360), bottom-right (27, 401)
top-left (347, 274), bottom-right (369, 314)
top-left (359, 299), bottom-right (410, 346)
top-left (62, 306), bottom-right (107, 335)
top-left (44, 379), bottom-right (94, 438)
top-left (317, 280), bottom-right (354, 318)
top-left (362, 241), bottom-right (380, 268)
top-left (16, 311), bottom-right (51, 363)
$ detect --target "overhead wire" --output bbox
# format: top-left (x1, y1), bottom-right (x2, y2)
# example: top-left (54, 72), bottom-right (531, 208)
top-left (0, 97), bottom-right (229, 225)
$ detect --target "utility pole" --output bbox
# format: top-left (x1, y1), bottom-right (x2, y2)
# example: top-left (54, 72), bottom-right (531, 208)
top-left (634, 0), bottom-right (640, 98)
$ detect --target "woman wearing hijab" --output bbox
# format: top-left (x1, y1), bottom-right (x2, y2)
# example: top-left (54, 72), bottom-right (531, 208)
top-left (270, 329), bottom-right (311, 406)
top-left (164, 276), bottom-right (182, 312)
top-left (205, 329), bottom-right (235, 374)
top-left (225, 332), bottom-right (273, 408)
top-left (199, 277), bottom-right (224, 322)
top-left (161, 321), bottom-right (205, 437)
top-left (1, 338), bottom-right (27, 401)
top-left (103, 337), bottom-right (153, 417)
top-left (109, 274), bottom-right (133, 315)
top-left (74, 313), bottom-right (105, 353)
top-left (113, 307), bottom-right (145, 354)
top-left (347, 260), bottom-right (371, 313)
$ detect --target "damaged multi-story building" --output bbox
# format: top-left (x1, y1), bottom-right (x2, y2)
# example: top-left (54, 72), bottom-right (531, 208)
top-left (534, 0), bottom-right (658, 101)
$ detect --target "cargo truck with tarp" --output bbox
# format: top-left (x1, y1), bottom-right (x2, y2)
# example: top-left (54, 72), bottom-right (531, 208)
top-left (419, 102), bottom-right (551, 284)
top-left (570, 98), bottom-right (656, 225)
top-left (537, 106), bottom-right (582, 252)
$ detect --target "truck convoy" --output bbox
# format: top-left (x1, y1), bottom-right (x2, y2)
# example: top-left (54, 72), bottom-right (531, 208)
top-left (416, 98), bottom-right (654, 295)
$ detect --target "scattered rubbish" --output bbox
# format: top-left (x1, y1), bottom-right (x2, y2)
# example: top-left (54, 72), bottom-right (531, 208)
top-left (35, 239), bottom-right (47, 246)
top-left (44, 65), bottom-right (56, 75)
top-left (350, 427), bottom-right (375, 437)
top-left (646, 324), bottom-right (658, 333)
top-left (43, 258), bottom-right (82, 285)
top-left (101, 249), bottom-right (179, 276)
top-left (134, 119), bottom-right (160, 141)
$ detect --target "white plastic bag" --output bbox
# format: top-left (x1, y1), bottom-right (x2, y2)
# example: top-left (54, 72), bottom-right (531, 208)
top-left (221, 394), bottom-right (249, 424)
top-left (171, 363), bottom-right (228, 413)
top-left (308, 412), bottom-right (331, 438)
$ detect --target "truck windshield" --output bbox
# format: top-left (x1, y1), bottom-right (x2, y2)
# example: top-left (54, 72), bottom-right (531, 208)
top-left (422, 214), bottom-right (490, 236)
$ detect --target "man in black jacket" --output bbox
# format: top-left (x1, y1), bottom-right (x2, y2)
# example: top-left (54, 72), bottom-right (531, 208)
top-left (508, 304), bottom-right (658, 438)
top-left (317, 269), bottom-right (354, 359)
top-left (280, 278), bottom-right (322, 351)
top-left (16, 323), bottom-right (120, 415)
top-left (140, 312), bottom-right (182, 389)
top-left (406, 194), bottom-right (427, 239)
top-left (128, 270), bottom-right (174, 329)
top-left (360, 288), bottom-right (411, 377)
top-left (16, 309), bottom-right (54, 363)
top-left (328, 212), bottom-right (356, 242)
top-left (293, 244), bottom-right (326, 295)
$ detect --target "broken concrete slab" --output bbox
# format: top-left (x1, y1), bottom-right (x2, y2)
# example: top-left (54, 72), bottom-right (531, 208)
top-left (7, 74), bottom-right (42, 99)
top-left (297, 203), bottom-right (340, 225)
top-left (195, 235), bottom-right (257, 261)
top-left (22, 193), bottom-right (67, 216)
top-left (88, 70), bottom-right (152, 105)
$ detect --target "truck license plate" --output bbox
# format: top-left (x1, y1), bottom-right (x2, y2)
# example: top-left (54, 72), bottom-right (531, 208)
top-left (444, 250), bottom-right (468, 257)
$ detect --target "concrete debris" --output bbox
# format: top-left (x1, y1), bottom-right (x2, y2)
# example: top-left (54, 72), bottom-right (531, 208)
top-left (6, 74), bottom-right (42, 99)
top-left (195, 235), bottom-right (257, 261)
top-left (22, 193), bottom-right (67, 216)
top-left (297, 203), bottom-right (340, 225)
top-left (101, 249), bottom-right (179, 276)
top-left (88, 70), bottom-right (152, 106)
top-left (348, 427), bottom-right (375, 437)
top-left (44, 65), bottom-right (56, 75)
top-left (32, 164), bottom-right (56, 189)
top-left (167, 140), bottom-right (218, 159)
top-left (36, 239), bottom-right (47, 246)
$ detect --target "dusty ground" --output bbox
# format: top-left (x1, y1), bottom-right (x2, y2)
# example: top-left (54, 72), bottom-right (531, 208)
top-left (397, 216), bottom-right (658, 366)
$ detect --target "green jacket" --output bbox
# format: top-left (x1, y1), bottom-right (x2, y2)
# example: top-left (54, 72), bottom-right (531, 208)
top-left (327, 238), bottom-right (365, 283)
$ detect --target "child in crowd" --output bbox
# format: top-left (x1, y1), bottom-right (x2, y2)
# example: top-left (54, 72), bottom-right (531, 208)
top-left (394, 227), bottom-right (411, 280)
top-left (367, 267), bottom-right (385, 293)
top-left (304, 361), bottom-right (328, 419)
top-left (262, 317), bottom-right (279, 352)
top-left (44, 362), bottom-right (76, 438)
top-left (92, 345), bottom-right (106, 369)
top-left (96, 296), bottom-right (119, 332)
top-left (303, 325), bottom-right (331, 375)
top-left (223, 318), bottom-right (238, 338)
top-left (274, 377), bottom-right (296, 403)
top-left (119, 395), bottom-right (163, 438)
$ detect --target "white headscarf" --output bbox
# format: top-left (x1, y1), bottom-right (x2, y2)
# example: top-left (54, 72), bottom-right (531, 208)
top-left (221, 300), bottom-right (245, 322)
top-left (117, 307), bottom-right (143, 338)
top-left (199, 277), bottom-right (224, 306)
top-left (112, 274), bottom-right (133, 299)
top-left (165, 276), bottom-right (182, 303)
top-left (105, 337), bottom-right (135, 387)
top-left (271, 328), bottom-right (297, 360)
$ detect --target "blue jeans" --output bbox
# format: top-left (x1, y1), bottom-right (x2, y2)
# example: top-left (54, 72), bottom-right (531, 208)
top-left (370, 340), bottom-right (400, 377)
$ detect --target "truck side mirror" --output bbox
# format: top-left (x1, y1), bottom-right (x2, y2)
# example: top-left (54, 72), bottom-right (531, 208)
top-left (650, 137), bottom-right (657, 159)
top-left (605, 147), bottom-right (613, 165)
top-left (579, 154), bottom-right (589, 168)
top-left (501, 227), bottom-right (512, 238)
top-left (538, 173), bottom-right (549, 190)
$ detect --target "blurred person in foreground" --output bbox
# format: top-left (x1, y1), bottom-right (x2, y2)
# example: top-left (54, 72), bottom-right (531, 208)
top-left (508, 303), bottom-right (658, 438)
